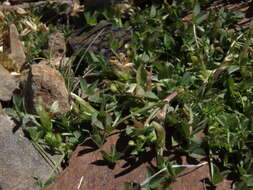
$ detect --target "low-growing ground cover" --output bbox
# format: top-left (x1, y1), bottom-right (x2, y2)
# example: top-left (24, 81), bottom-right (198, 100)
top-left (2, 0), bottom-right (253, 189)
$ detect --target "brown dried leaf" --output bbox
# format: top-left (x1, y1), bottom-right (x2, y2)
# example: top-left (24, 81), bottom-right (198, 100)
top-left (0, 11), bottom-right (5, 21)
top-left (16, 7), bottom-right (27, 15)
top-left (71, 2), bottom-right (84, 17)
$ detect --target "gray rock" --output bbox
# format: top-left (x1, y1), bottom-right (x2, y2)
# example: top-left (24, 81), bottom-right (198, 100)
top-left (48, 31), bottom-right (66, 59)
top-left (40, 32), bottom-right (68, 68)
top-left (0, 64), bottom-right (18, 101)
top-left (68, 21), bottom-right (132, 60)
top-left (0, 112), bottom-right (52, 190)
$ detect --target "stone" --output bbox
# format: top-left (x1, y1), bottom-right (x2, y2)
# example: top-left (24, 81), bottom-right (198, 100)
top-left (41, 32), bottom-right (69, 68)
top-left (0, 110), bottom-right (52, 190)
top-left (48, 31), bottom-right (66, 59)
top-left (3, 24), bottom-right (26, 72)
top-left (22, 64), bottom-right (70, 115)
top-left (170, 156), bottom-right (232, 190)
top-left (46, 133), bottom-right (154, 190)
top-left (44, 131), bottom-right (232, 190)
top-left (183, 1), bottom-right (253, 30)
top-left (0, 64), bottom-right (18, 101)
top-left (68, 21), bottom-right (132, 60)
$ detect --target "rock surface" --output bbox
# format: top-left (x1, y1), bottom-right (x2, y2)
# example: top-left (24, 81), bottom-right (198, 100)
top-left (39, 31), bottom-right (68, 68)
top-left (22, 64), bottom-right (70, 115)
top-left (46, 134), bottom-right (153, 190)
top-left (68, 21), bottom-right (132, 59)
top-left (0, 64), bottom-right (18, 101)
top-left (48, 31), bottom-right (66, 59)
top-left (183, 0), bottom-right (253, 30)
top-left (3, 24), bottom-right (26, 72)
top-left (0, 110), bottom-right (52, 190)
top-left (45, 132), bottom-right (232, 190)
top-left (170, 164), bottom-right (232, 190)
top-left (170, 132), bottom-right (232, 190)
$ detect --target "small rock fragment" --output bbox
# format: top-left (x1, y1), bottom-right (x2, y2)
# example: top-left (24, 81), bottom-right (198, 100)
top-left (23, 64), bottom-right (70, 115)
top-left (48, 32), bottom-right (66, 58)
top-left (3, 24), bottom-right (26, 72)
top-left (46, 31), bottom-right (68, 68)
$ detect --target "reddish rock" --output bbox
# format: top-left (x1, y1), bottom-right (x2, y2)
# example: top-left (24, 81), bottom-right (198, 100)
top-left (46, 130), bottom-right (232, 190)
top-left (170, 157), bottom-right (232, 190)
top-left (171, 165), bottom-right (208, 190)
top-left (169, 131), bottom-right (232, 190)
top-left (23, 64), bottom-right (70, 115)
top-left (46, 134), bottom-right (154, 190)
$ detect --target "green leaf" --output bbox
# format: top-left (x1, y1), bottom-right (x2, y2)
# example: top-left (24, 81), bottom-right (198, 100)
top-left (44, 132), bottom-right (62, 147)
top-left (136, 65), bottom-right (147, 88)
top-left (80, 78), bottom-right (88, 93)
top-left (100, 150), bottom-right (114, 163)
top-left (195, 13), bottom-right (208, 24)
top-left (189, 147), bottom-right (206, 159)
top-left (144, 91), bottom-right (159, 100)
top-left (4, 108), bottom-right (19, 118)
top-left (71, 93), bottom-right (98, 116)
top-left (84, 12), bottom-right (97, 26)
top-left (27, 127), bottom-right (44, 142)
top-left (151, 121), bottom-right (165, 149)
top-left (212, 165), bottom-right (224, 185)
top-left (241, 175), bottom-right (253, 187)
top-left (36, 105), bottom-right (53, 132)
top-left (193, 3), bottom-right (200, 18)
top-left (50, 101), bottom-right (59, 114)
top-left (91, 133), bottom-right (104, 148)
top-left (150, 5), bottom-right (156, 18)
top-left (163, 34), bottom-right (175, 48)
top-left (148, 177), bottom-right (165, 189)
top-left (136, 86), bottom-right (146, 97)
top-left (92, 113), bottom-right (104, 130)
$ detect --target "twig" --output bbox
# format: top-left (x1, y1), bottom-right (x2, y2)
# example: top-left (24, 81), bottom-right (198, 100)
top-left (193, 24), bottom-right (199, 48)
top-left (77, 176), bottom-right (84, 190)
top-left (47, 152), bottom-right (65, 181)
top-left (32, 141), bottom-right (59, 172)
top-left (144, 90), bottom-right (178, 126)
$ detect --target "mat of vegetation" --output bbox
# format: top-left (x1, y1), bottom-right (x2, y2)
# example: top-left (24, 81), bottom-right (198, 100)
top-left (2, 0), bottom-right (253, 189)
